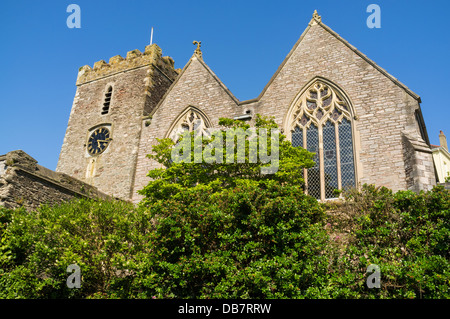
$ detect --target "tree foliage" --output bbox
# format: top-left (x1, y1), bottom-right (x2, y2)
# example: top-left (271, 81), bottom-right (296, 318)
top-left (139, 114), bottom-right (315, 204)
top-left (322, 184), bottom-right (450, 298)
top-left (133, 180), bottom-right (327, 298)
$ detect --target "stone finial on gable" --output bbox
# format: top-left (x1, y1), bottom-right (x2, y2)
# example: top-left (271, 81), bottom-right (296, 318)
top-left (193, 40), bottom-right (202, 59)
top-left (312, 10), bottom-right (322, 22)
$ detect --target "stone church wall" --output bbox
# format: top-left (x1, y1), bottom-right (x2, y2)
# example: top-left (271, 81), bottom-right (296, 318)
top-left (402, 133), bottom-right (436, 192)
top-left (131, 17), bottom-right (436, 201)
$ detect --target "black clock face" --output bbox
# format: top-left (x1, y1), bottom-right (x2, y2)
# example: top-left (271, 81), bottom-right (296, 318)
top-left (87, 127), bottom-right (111, 155)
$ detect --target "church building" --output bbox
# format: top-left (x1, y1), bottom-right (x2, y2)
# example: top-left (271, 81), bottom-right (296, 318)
top-left (56, 11), bottom-right (436, 203)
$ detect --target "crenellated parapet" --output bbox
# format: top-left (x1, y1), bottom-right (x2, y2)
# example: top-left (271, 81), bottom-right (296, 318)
top-left (76, 44), bottom-right (179, 85)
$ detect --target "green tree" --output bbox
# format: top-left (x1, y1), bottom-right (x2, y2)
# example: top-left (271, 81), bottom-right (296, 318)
top-left (138, 114), bottom-right (315, 204)
top-left (131, 115), bottom-right (328, 298)
top-left (132, 180), bottom-right (328, 298)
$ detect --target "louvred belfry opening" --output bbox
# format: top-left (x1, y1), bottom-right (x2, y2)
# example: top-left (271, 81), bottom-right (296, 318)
top-left (101, 86), bottom-right (113, 115)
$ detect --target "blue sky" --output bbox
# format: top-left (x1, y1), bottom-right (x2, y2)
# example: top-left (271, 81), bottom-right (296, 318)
top-left (0, 0), bottom-right (449, 170)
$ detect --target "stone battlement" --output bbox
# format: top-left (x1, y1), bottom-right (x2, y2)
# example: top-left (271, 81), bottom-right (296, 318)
top-left (76, 44), bottom-right (179, 85)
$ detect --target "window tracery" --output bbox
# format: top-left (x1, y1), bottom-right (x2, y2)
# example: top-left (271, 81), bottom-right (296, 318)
top-left (168, 108), bottom-right (210, 142)
top-left (289, 81), bottom-right (356, 200)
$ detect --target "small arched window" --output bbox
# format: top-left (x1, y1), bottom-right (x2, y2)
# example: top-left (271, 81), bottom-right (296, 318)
top-left (167, 108), bottom-right (210, 142)
top-left (101, 86), bottom-right (113, 115)
top-left (289, 80), bottom-right (356, 200)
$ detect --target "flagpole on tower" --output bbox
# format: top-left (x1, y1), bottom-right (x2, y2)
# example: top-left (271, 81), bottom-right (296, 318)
top-left (150, 27), bottom-right (154, 45)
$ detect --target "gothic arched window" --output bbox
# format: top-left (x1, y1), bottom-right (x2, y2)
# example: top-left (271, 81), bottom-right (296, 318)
top-left (288, 81), bottom-right (356, 200)
top-left (168, 107), bottom-right (210, 142)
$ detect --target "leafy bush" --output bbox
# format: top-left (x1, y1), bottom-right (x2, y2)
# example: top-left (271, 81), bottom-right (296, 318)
top-left (0, 199), bottom-right (151, 298)
top-left (323, 184), bottom-right (450, 299)
top-left (131, 180), bottom-right (328, 298)
top-left (0, 185), bottom-right (448, 299)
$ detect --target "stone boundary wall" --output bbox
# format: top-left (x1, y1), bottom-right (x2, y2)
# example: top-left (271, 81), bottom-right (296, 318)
top-left (0, 150), bottom-right (111, 211)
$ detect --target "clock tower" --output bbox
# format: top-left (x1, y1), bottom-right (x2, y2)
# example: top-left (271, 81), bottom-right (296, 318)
top-left (56, 44), bottom-right (178, 200)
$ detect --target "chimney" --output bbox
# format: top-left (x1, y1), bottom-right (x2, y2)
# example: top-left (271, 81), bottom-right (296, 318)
top-left (439, 130), bottom-right (448, 151)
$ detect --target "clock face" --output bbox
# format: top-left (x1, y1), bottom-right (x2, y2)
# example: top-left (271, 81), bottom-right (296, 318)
top-left (87, 127), bottom-right (111, 156)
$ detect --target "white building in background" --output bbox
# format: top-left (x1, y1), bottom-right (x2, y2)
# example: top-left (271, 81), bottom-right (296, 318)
top-left (431, 131), bottom-right (450, 183)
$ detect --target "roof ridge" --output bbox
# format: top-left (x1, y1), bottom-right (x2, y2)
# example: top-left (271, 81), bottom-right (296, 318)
top-left (146, 53), bottom-right (239, 118)
top-left (195, 56), bottom-right (240, 105)
top-left (316, 19), bottom-right (421, 102)
top-left (240, 11), bottom-right (421, 105)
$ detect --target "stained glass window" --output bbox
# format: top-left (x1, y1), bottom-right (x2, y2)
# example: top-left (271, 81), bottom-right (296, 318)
top-left (323, 121), bottom-right (338, 199)
top-left (301, 114), bottom-right (309, 126)
top-left (316, 109), bottom-right (324, 120)
top-left (307, 123), bottom-right (321, 199)
top-left (289, 80), bottom-right (356, 200)
top-left (339, 118), bottom-right (355, 191)
top-left (307, 101), bottom-right (317, 110)
top-left (291, 126), bottom-right (303, 148)
top-left (332, 109), bottom-right (341, 121)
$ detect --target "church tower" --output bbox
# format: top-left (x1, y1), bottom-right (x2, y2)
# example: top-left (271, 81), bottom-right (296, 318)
top-left (56, 44), bottom-right (179, 200)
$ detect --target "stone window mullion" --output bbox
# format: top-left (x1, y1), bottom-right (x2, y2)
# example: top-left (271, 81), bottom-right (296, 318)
top-left (335, 121), bottom-right (342, 190)
top-left (169, 108), bottom-right (209, 142)
top-left (318, 125), bottom-right (325, 201)
top-left (303, 126), bottom-right (308, 194)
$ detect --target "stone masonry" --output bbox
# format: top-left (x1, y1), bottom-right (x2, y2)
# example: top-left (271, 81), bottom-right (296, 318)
top-left (236, 14), bottom-right (434, 193)
top-left (56, 11), bottom-right (436, 203)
